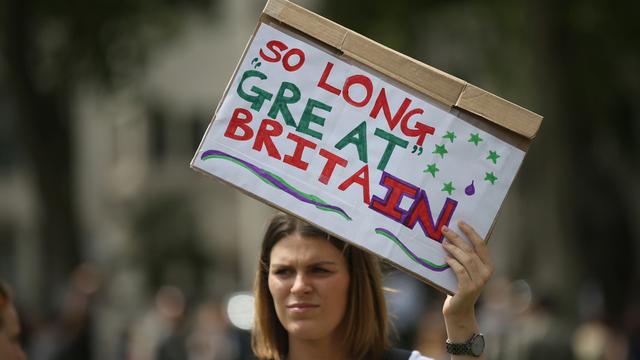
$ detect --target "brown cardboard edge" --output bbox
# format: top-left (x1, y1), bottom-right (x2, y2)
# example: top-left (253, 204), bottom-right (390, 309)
top-left (456, 84), bottom-right (543, 140)
top-left (341, 31), bottom-right (466, 106)
top-left (264, 0), bottom-right (348, 49)
top-left (453, 107), bottom-right (531, 151)
top-left (191, 163), bottom-right (455, 295)
top-left (263, 0), bottom-right (542, 140)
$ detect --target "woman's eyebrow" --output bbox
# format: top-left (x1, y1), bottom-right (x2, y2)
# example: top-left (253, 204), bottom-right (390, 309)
top-left (269, 263), bottom-right (291, 268)
top-left (307, 261), bottom-right (338, 267)
top-left (270, 260), bottom-right (338, 267)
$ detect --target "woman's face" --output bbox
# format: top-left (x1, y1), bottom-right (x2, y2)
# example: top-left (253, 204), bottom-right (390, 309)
top-left (268, 233), bottom-right (350, 342)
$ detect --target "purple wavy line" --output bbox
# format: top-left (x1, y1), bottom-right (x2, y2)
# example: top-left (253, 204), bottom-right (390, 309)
top-left (375, 227), bottom-right (449, 272)
top-left (201, 149), bottom-right (348, 216)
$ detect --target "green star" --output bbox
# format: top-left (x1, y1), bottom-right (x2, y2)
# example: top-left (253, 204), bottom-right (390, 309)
top-left (484, 171), bottom-right (498, 185)
top-left (468, 133), bottom-right (483, 146)
top-left (432, 144), bottom-right (448, 159)
top-left (487, 150), bottom-right (501, 164)
top-left (423, 163), bottom-right (439, 178)
top-left (442, 181), bottom-right (455, 195)
top-left (442, 131), bottom-right (457, 143)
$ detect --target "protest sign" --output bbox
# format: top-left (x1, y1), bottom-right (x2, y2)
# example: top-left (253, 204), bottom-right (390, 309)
top-left (191, 0), bottom-right (542, 294)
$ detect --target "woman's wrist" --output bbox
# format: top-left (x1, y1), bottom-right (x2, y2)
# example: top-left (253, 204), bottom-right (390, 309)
top-left (443, 312), bottom-right (480, 342)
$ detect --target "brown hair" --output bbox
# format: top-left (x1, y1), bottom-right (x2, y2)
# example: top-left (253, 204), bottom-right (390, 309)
top-left (0, 281), bottom-right (11, 330)
top-left (251, 213), bottom-right (389, 360)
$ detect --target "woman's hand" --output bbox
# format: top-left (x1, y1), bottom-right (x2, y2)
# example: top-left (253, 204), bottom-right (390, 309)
top-left (441, 221), bottom-right (494, 345)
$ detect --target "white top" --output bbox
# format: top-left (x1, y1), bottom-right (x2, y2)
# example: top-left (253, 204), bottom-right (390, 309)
top-left (408, 350), bottom-right (433, 360)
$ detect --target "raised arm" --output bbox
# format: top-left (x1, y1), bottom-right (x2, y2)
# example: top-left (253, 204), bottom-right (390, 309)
top-left (441, 221), bottom-right (494, 359)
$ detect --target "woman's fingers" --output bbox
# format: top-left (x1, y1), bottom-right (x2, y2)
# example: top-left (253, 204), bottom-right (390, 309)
top-left (443, 239), bottom-right (486, 287)
top-left (442, 225), bottom-right (473, 253)
top-left (445, 256), bottom-right (471, 289)
top-left (458, 220), bottom-right (493, 267)
top-left (442, 222), bottom-right (494, 290)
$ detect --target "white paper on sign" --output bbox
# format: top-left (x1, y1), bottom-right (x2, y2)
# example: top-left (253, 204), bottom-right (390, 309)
top-left (192, 23), bottom-right (525, 293)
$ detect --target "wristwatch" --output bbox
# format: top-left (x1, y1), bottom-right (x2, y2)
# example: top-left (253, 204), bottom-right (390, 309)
top-left (446, 333), bottom-right (485, 357)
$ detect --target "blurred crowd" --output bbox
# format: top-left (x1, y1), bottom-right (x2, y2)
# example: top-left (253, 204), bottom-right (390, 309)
top-left (5, 264), bottom-right (638, 360)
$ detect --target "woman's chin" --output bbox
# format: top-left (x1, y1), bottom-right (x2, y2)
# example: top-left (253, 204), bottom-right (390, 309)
top-left (286, 320), bottom-right (330, 341)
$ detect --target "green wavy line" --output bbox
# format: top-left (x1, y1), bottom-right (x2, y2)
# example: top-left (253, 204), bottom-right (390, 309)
top-left (264, 170), bottom-right (351, 220)
top-left (203, 155), bottom-right (272, 186)
top-left (203, 154), bottom-right (351, 221)
top-left (375, 229), bottom-right (449, 270)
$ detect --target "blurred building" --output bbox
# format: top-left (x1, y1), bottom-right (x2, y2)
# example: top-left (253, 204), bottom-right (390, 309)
top-left (0, 0), bottom-right (314, 358)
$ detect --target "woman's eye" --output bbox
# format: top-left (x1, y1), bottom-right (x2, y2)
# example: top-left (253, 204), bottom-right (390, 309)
top-left (312, 267), bottom-right (330, 274)
top-left (272, 268), bottom-right (292, 276)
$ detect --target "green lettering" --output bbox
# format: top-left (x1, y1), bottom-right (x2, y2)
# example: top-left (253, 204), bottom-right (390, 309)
top-left (374, 128), bottom-right (408, 171)
top-left (237, 70), bottom-right (273, 111)
top-left (296, 99), bottom-right (331, 140)
top-left (267, 82), bottom-right (301, 127)
top-left (335, 121), bottom-right (368, 163)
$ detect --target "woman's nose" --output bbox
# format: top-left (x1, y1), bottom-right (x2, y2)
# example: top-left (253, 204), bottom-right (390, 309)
top-left (290, 273), bottom-right (312, 294)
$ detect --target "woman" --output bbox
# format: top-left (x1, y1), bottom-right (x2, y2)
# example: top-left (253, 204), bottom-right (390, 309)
top-left (252, 213), bottom-right (494, 359)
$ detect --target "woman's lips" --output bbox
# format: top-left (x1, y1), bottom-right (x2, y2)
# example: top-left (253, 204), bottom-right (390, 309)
top-left (287, 303), bottom-right (319, 313)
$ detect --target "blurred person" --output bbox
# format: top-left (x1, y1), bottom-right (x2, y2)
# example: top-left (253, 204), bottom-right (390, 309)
top-left (624, 291), bottom-right (640, 359)
top-left (127, 285), bottom-right (186, 360)
top-left (476, 277), bottom-right (514, 359)
top-left (572, 319), bottom-right (629, 360)
top-left (570, 280), bottom-right (630, 360)
top-left (412, 307), bottom-right (448, 359)
top-left (251, 213), bottom-right (494, 360)
top-left (27, 262), bottom-right (101, 360)
top-left (0, 281), bottom-right (27, 360)
top-left (186, 301), bottom-right (236, 360)
top-left (502, 297), bottom-right (573, 360)
top-left (383, 270), bottom-right (430, 350)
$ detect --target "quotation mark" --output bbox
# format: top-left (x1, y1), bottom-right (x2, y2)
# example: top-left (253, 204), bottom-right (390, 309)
top-left (411, 145), bottom-right (423, 156)
top-left (251, 57), bottom-right (262, 68)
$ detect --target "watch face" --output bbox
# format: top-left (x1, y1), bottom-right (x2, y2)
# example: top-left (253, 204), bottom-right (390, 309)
top-left (471, 334), bottom-right (485, 356)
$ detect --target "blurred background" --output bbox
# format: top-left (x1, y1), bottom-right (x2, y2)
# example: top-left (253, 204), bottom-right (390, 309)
top-left (1, 0), bottom-right (639, 358)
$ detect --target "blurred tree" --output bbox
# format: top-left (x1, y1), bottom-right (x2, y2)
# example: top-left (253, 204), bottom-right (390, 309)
top-left (322, 0), bottom-right (640, 328)
top-left (1, 0), bottom-right (214, 312)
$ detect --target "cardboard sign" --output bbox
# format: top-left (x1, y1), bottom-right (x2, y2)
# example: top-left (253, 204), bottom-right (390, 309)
top-left (191, 0), bottom-right (542, 294)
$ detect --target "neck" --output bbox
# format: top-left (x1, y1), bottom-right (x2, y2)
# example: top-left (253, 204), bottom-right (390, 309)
top-left (287, 334), bottom-right (348, 360)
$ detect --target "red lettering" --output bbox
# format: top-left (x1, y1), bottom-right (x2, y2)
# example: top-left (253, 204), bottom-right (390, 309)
top-left (283, 133), bottom-right (317, 170)
top-left (259, 40), bottom-right (288, 62)
top-left (370, 172), bottom-right (418, 222)
top-left (400, 109), bottom-right (435, 146)
top-left (403, 190), bottom-right (458, 242)
top-left (224, 108), bottom-right (254, 141)
top-left (317, 62), bottom-right (341, 95)
top-left (343, 75), bottom-right (373, 107)
top-left (369, 88), bottom-right (412, 131)
top-left (338, 164), bottom-right (370, 204)
top-left (252, 119), bottom-right (283, 159)
top-left (318, 148), bottom-right (348, 185)
top-left (283, 48), bottom-right (305, 72)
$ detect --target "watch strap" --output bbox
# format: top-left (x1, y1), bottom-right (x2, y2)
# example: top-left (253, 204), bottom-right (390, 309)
top-left (446, 333), bottom-right (484, 357)
top-left (446, 341), bottom-right (474, 356)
